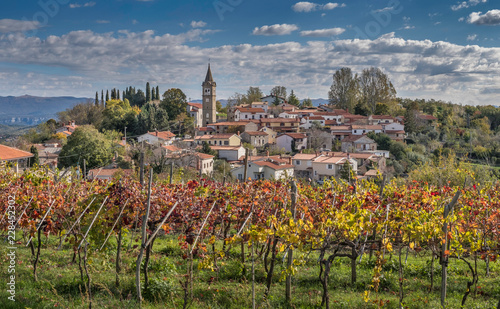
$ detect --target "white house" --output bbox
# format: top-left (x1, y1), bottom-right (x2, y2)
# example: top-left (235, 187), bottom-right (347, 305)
top-left (209, 145), bottom-right (246, 161)
top-left (233, 107), bottom-right (268, 121)
top-left (231, 157), bottom-right (294, 181)
top-left (341, 135), bottom-right (377, 152)
top-left (276, 133), bottom-right (308, 152)
top-left (137, 131), bottom-right (176, 145)
top-left (300, 116), bottom-right (326, 129)
top-left (311, 155), bottom-right (358, 181)
top-left (351, 125), bottom-right (383, 135)
top-left (187, 103), bottom-right (203, 128)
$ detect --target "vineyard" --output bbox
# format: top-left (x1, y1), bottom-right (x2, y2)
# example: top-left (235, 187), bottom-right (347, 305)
top-left (1, 167), bottom-right (500, 309)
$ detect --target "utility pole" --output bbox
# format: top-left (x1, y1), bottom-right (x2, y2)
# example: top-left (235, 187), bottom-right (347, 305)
top-left (83, 159), bottom-right (86, 181)
top-left (139, 152), bottom-right (145, 186)
top-left (243, 148), bottom-right (249, 182)
top-left (124, 126), bottom-right (127, 153)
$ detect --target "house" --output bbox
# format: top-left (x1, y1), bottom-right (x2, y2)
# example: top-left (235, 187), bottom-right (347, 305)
top-left (351, 125), bottom-right (383, 135)
top-left (55, 121), bottom-right (78, 135)
top-left (417, 114), bottom-right (438, 128)
top-left (137, 131), bottom-right (176, 145)
top-left (0, 144), bottom-right (34, 172)
top-left (276, 133), bottom-right (308, 152)
top-left (33, 140), bottom-right (62, 168)
top-left (160, 151), bottom-right (215, 175)
top-left (343, 114), bottom-right (368, 124)
top-left (311, 112), bottom-right (344, 124)
top-left (240, 131), bottom-right (269, 148)
top-left (311, 155), bottom-right (358, 181)
top-left (292, 153), bottom-right (316, 179)
top-left (259, 127), bottom-right (278, 144)
top-left (233, 107), bottom-right (268, 121)
top-left (368, 115), bottom-right (396, 125)
top-left (260, 94), bottom-right (287, 105)
top-left (187, 102), bottom-right (203, 128)
top-left (251, 101), bottom-right (269, 113)
top-left (162, 144), bottom-right (183, 155)
top-left (260, 118), bottom-right (300, 133)
top-left (231, 156), bottom-right (294, 181)
top-left (195, 133), bottom-right (241, 147)
top-left (341, 135), bottom-right (377, 152)
top-left (330, 126), bottom-right (352, 140)
top-left (209, 145), bottom-right (246, 161)
top-left (300, 116), bottom-right (325, 129)
top-left (195, 127), bottom-right (216, 136)
top-left (87, 167), bottom-right (133, 180)
top-left (207, 121), bottom-right (258, 134)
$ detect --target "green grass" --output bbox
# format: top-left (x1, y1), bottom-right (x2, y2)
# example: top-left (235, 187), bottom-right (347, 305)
top-left (1, 233), bottom-right (499, 308)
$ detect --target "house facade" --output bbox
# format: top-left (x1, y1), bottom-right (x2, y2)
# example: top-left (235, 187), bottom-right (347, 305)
top-left (341, 135), bottom-right (377, 152)
top-left (276, 133), bottom-right (308, 152)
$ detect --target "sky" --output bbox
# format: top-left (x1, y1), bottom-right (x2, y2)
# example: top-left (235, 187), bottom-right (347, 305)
top-left (0, 0), bottom-right (499, 105)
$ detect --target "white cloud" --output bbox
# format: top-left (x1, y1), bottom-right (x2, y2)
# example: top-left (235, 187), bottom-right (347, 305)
top-left (467, 34), bottom-right (478, 41)
top-left (0, 19), bottom-right (41, 33)
top-left (0, 30), bottom-right (499, 105)
top-left (467, 10), bottom-right (500, 25)
top-left (451, 0), bottom-right (487, 11)
top-left (252, 24), bottom-right (298, 35)
top-left (191, 21), bottom-right (207, 28)
top-left (300, 28), bottom-right (345, 37)
top-left (292, 2), bottom-right (345, 13)
top-left (69, 2), bottom-right (96, 8)
top-left (132, 20), bottom-right (139, 25)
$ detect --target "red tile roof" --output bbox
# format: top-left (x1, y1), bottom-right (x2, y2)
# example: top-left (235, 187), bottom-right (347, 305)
top-left (260, 118), bottom-right (300, 123)
top-left (253, 160), bottom-right (294, 170)
top-left (243, 131), bottom-right (268, 136)
top-left (208, 121), bottom-right (253, 126)
top-left (0, 144), bottom-right (34, 161)
top-left (195, 152), bottom-right (215, 160)
top-left (188, 102), bottom-right (202, 109)
top-left (236, 107), bottom-right (266, 113)
top-left (146, 131), bottom-right (175, 140)
top-left (162, 145), bottom-right (182, 152)
top-left (280, 133), bottom-right (307, 139)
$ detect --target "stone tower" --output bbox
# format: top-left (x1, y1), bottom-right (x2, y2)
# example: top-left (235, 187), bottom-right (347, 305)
top-left (202, 64), bottom-right (216, 126)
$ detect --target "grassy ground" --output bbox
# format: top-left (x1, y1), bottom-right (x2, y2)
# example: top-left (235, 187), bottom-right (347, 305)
top-left (1, 233), bottom-right (499, 309)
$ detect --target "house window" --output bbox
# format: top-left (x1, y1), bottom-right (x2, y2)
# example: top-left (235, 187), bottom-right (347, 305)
top-left (314, 171), bottom-right (317, 176)
top-left (245, 115), bottom-right (248, 118)
top-left (224, 141), bottom-right (229, 145)
top-left (206, 113), bottom-right (209, 118)
top-left (295, 160), bottom-right (301, 165)
top-left (238, 174), bottom-right (243, 180)
top-left (327, 164), bottom-right (333, 170)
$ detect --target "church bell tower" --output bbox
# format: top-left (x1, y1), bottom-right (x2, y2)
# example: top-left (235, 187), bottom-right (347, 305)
top-left (202, 64), bottom-right (216, 126)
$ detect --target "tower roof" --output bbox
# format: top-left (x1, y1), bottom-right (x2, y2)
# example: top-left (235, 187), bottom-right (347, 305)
top-left (205, 64), bottom-right (213, 82)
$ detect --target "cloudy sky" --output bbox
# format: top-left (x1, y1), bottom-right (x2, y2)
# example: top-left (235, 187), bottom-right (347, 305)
top-left (1, 0), bottom-right (499, 105)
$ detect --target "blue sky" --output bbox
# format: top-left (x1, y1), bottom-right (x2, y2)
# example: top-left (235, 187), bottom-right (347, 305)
top-left (0, 0), bottom-right (499, 105)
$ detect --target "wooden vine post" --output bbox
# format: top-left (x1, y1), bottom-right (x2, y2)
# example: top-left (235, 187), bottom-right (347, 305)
top-left (440, 188), bottom-right (462, 308)
top-left (286, 180), bottom-right (297, 304)
top-left (136, 169), bottom-right (153, 304)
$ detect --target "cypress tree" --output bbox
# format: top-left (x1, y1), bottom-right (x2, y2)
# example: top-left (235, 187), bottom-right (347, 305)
top-left (156, 86), bottom-right (160, 100)
top-left (101, 90), bottom-right (104, 105)
top-left (95, 92), bottom-right (99, 106)
top-left (117, 89), bottom-right (120, 100)
top-left (123, 90), bottom-right (125, 100)
top-left (106, 90), bottom-right (109, 102)
top-left (146, 82), bottom-right (151, 103)
top-left (151, 87), bottom-right (156, 102)
top-left (29, 146), bottom-right (39, 167)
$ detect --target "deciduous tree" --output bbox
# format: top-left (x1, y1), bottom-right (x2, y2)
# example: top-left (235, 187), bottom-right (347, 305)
top-left (328, 67), bottom-right (359, 113)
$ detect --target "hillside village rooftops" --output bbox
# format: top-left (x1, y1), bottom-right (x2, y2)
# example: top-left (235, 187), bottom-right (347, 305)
top-left (330, 125), bottom-right (351, 131)
top-left (196, 133), bottom-right (240, 140)
top-left (195, 152), bottom-right (215, 160)
top-left (162, 145), bottom-right (182, 152)
top-left (197, 127), bottom-right (215, 132)
top-left (253, 160), bottom-right (294, 170)
top-left (341, 135), bottom-right (374, 143)
top-left (313, 156), bottom-right (348, 164)
top-left (209, 121), bottom-right (253, 126)
top-left (0, 144), bottom-right (34, 161)
top-left (305, 116), bottom-right (325, 120)
top-left (371, 115), bottom-right (395, 119)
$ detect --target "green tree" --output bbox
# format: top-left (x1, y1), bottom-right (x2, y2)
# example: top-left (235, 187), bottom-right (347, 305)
top-left (101, 90), bottom-right (104, 106)
top-left (271, 86), bottom-right (287, 99)
top-left (132, 89), bottom-right (146, 107)
top-left (339, 160), bottom-right (354, 181)
top-left (106, 90), bottom-right (109, 103)
top-left (58, 125), bottom-right (114, 170)
top-left (359, 67), bottom-right (396, 114)
top-left (375, 103), bottom-right (390, 115)
top-left (146, 82), bottom-right (151, 103)
top-left (117, 89), bottom-right (120, 100)
top-left (29, 145), bottom-right (39, 167)
top-left (135, 102), bottom-right (170, 135)
top-left (200, 141), bottom-right (217, 157)
top-left (301, 98), bottom-right (313, 109)
top-left (245, 87), bottom-right (263, 104)
top-left (404, 100), bottom-right (419, 134)
top-left (57, 101), bottom-right (104, 128)
top-left (367, 132), bottom-right (392, 150)
top-left (156, 86), bottom-right (160, 100)
top-left (328, 67), bottom-right (359, 113)
top-left (151, 87), bottom-right (156, 102)
top-left (288, 90), bottom-right (300, 107)
top-left (101, 99), bottom-right (139, 131)
top-left (389, 141), bottom-right (406, 160)
top-left (95, 92), bottom-right (99, 106)
top-left (160, 88), bottom-right (188, 120)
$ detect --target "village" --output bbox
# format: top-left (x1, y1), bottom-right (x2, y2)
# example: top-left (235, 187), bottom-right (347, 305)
top-left (0, 65), bottom-right (441, 184)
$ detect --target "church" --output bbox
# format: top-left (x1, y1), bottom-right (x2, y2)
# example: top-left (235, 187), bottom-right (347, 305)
top-left (202, 64), bottom-right (217, 127)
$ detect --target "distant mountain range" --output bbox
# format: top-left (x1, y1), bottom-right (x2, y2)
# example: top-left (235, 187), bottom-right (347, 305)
top-left (0, 95), bottom-right (90, 125)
